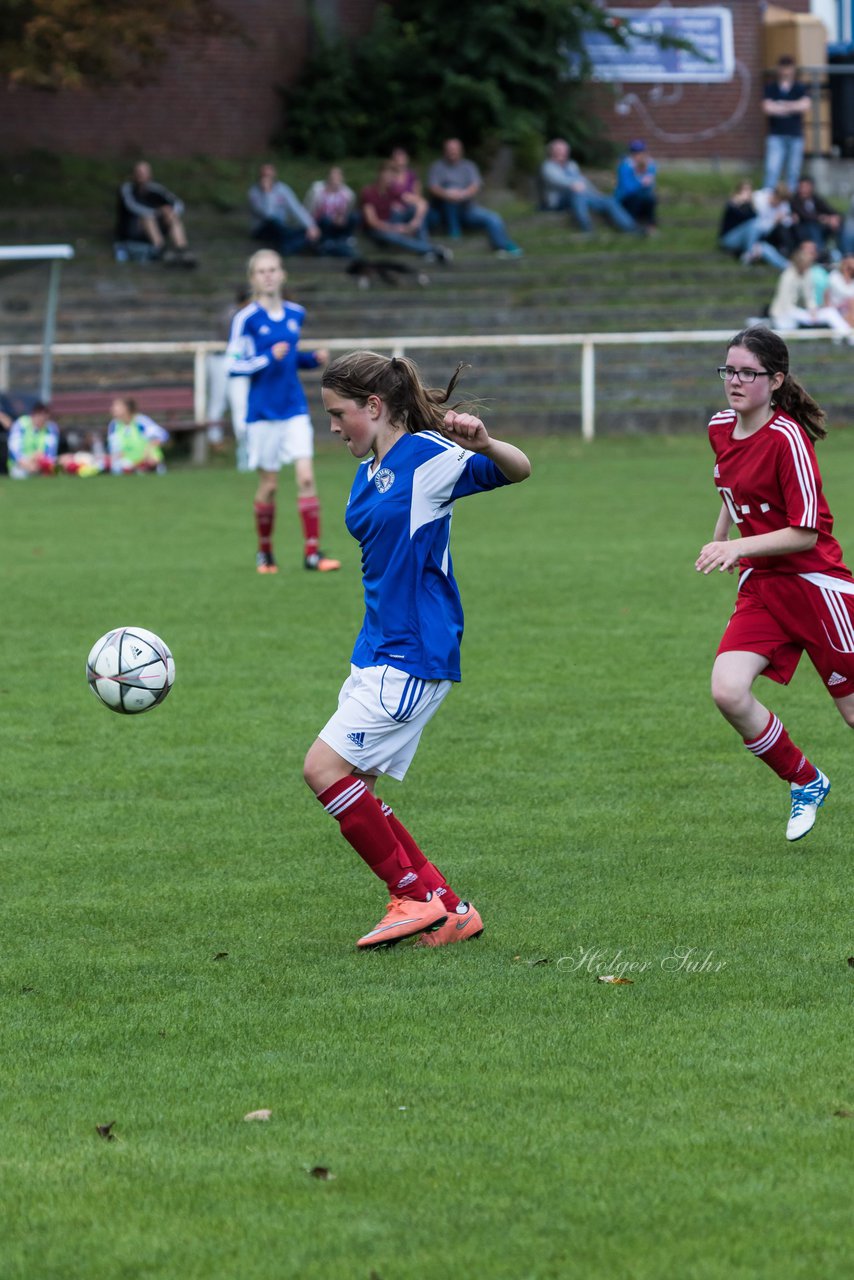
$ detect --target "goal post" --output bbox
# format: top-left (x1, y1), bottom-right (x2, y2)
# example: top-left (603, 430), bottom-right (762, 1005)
top-left (0, 244), bottom-right (75, 402)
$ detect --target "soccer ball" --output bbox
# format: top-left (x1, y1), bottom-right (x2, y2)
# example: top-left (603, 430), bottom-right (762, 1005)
top-left (86, 627), bottom-right (175, 714)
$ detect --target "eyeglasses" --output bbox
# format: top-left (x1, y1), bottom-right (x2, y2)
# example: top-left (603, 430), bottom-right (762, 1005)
top-left (717, 366), bottom-right (771, 384)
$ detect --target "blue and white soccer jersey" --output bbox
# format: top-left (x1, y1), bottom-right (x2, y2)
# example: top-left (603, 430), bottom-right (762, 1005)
top-left (317, 430), bottom-right (511, 777)
top-left (226, 299), bottom-right (319, 470)
top-left (346, 430), bottom-right (511, 681)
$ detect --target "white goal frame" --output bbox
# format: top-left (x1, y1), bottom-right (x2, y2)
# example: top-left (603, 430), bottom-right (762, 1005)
top-left (0, 244), bottom-right (75, 402)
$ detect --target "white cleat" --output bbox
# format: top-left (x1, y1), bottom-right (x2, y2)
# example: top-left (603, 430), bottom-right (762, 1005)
top-left (786, 769), bottom-right (831, 841)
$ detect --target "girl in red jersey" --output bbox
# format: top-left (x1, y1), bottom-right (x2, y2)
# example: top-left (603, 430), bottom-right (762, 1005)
top-left (697, 325), bottom-right (854, 840)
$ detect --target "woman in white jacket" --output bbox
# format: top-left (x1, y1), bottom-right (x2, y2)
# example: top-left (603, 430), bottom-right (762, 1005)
top-left (769, 241), bottom-right (853, 339)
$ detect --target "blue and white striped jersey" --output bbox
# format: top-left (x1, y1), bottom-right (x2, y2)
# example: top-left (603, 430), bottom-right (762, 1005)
top-left (346, 430), bottom-right (511, 681)
top-left (227, 300), bottom-right (320, 423)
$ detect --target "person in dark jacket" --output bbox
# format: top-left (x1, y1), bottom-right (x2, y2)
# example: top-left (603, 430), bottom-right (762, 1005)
top-left (115, 161), bottom-right (196, 266)
top-left (790, 176), bottom-right (842, 257)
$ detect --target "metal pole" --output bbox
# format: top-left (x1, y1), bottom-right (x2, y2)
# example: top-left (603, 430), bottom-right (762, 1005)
top-left (581, 340), bottom-right (595, 441)
top-left (0, 350), bottom-right (9, 392)
top-left (40, 259), bottom-right (63, 402)
top-left (810, 69), bottom-right (822, 157)
top-left (192, 345), bottom-right (208, 464)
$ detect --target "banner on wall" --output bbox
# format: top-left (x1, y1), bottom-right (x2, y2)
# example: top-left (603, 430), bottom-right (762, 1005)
top-left (582, 7), bottom-right (735, 82)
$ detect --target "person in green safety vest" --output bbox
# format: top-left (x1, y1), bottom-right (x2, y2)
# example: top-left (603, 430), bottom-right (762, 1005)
top-left (107, 396), bottom-right (169, 474)
top-left (7, 402), bottom-right (60, 477)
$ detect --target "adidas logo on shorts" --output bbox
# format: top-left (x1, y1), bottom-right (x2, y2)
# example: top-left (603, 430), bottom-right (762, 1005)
top-left (346, 731), bottom-right (366, 748)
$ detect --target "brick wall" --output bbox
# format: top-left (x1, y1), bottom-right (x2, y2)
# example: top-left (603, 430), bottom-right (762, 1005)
top-left (2, 0), bottom-right (816, 162)
top-left (593, 0), bottom-right (816, 162)
top-left (1, 0), bottom-right (376, 158)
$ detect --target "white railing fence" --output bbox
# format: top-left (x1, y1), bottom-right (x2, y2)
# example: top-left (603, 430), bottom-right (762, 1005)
top-left (0, 329), bottom-right (839, 443)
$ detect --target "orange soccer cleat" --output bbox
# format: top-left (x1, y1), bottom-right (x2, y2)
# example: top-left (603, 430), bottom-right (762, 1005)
top-left (415, 901), bottom-right (484, 947)
top-left (256, 551), bottom-right (278, 574)
top-left (305, 551), bottom-right (341, 572)
top-left (356, 894), bottom-right (447, 950)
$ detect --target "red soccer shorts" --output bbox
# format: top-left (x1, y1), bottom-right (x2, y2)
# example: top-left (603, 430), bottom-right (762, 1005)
top-left (717, 570), bottom-right (854, 699)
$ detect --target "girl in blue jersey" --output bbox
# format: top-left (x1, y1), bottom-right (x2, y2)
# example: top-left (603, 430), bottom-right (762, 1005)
top-left (227, 249), bottom-right (340, 574)
top-left (303, 351), bottom-right (531, 949)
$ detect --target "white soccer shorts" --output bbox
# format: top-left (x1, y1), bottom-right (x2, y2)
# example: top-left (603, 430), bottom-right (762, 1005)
top-left (318, 664), bottom-right (453, 781)
top-left (247, 413), bottom-right (313, 471)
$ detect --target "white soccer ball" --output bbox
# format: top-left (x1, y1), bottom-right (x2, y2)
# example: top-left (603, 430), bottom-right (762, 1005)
top-left (86, 626), bottom-right (175, 714)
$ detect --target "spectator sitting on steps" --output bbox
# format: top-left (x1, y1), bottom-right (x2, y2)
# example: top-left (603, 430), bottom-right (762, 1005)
top-left (614, 139), bottom-right (658, 231)
top-left (115, 162), bottom-right (197, 266)
top-left (768, 240), bottom-right (853, 340)
top-left (386, 147), bottom-right (423, 202)
top-left (361, 162), bottom-right (452, 262)
top-left (303, 167), bottom-right (359, 257)
top-left (427, 138), bottom-right (523, 256)
top-left (539, 138), bottom-right (640, 235)
top-left (249, 163), bottom-right (322, 258)
top-left (718, 181), bottom-right (790, 270)
top-left (790, 175), bottom-right (842, 257)
top-left (825, 254), bottom-right (854, 325)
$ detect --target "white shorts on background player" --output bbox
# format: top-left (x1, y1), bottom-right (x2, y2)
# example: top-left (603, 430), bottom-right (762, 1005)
top-left (318, 664), bottom-right (452, 781)
top-left (247, 413), bottom-right (313, 471)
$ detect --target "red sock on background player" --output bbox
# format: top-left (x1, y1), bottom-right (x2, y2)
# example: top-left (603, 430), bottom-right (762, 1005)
top-left (254, 500), bottom-right (275, 554)
top-left (298, 495), bottom-right (320, 560)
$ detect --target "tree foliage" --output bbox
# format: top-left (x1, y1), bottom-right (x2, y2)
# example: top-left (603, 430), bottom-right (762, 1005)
top-left (283, 0), bottom-right (636, 162)
top-left (0, 0), bottom-right (239, 90)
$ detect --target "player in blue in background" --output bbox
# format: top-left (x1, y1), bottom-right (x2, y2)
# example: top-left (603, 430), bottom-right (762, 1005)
top-left (303, 351), bottom-right (531, 949)
top-left (227, 249), bottom-right (340, 574)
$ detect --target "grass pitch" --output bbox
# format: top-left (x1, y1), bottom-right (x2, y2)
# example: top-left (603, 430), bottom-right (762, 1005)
top-left (2, 436), bottom-right (853, 1280)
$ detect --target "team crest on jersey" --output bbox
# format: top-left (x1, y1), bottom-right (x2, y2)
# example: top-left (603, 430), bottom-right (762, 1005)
top-left (287, 318), bottom-right (299, 333)
top-left (374, 467), bottom-right (395, 493)
top-left (259, 325), bottom-right (270, 334)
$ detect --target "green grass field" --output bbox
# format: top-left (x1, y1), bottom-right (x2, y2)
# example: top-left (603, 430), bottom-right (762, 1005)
top-left (2, 436), bottom-right (853, 1280)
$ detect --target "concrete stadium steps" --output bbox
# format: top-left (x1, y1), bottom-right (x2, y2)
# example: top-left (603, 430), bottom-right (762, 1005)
top-left (2, 246), bottom-right (770, 345)
top-left (4, 211), bottom-right (854, 435)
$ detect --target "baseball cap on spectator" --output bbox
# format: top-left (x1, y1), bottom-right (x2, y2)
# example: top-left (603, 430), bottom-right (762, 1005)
top-left (629, 139), bottom-right (647, 152)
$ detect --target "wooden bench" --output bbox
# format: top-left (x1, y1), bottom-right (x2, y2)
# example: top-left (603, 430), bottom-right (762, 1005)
top-left (48, 386), bottom-right (210, 464)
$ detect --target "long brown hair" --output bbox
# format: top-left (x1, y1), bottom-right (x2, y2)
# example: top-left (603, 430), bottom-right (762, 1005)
top-left (726, 326), bottom-right (826, 441)
top-left (321, 351), bottom-right (469, 433)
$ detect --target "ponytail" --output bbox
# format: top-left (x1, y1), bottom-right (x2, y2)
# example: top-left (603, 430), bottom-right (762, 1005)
top-left (322, 351), bottom-right (471, 433)
top-left (773, 374), bottom-right (826, 442)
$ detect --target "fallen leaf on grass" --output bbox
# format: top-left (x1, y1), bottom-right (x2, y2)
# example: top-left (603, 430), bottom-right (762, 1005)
top-left (243, 1109), bottom-right (272, 1122)
top-left (20, 986), bottom-right (35, 994)
top-left (212, 951), bottom-right (229, 961)
top-left (597, 975), bottom-right (634, 985)
top-left (528, 957), bottom-right (550, 966)
top-left (833, 1109), bottom-right (853, 1118)
top-left (95, 1122), bottom-right (117, 1141)
top-left (307, 1166), bottom-right (335, 1180)
top-left (847, 957), bottom-right (854, 968)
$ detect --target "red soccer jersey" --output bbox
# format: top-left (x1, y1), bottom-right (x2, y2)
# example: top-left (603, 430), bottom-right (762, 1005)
top-left (708, 407), bottom-right (852, 578)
